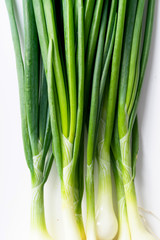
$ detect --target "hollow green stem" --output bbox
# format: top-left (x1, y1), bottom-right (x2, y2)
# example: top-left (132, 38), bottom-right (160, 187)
top-left (87, 0), bottom-right (109, 166)
top-left (62, 0), bottom-right (77, 143)
top-left (5, 0), bottom-right (33, 173)
top-left (72, 0), bottom-right (85, 170)
top-left (23, 0), bottom-right (39, 156)
top-left (102, 0), bottom-right (118, 66)
top-left (127, 44), bottom-right (141, 117)
top-left (99, 14), bottom-right (117, 107)
top-left (43, 0), bottom-right (69, 137)
top-left (84, 0), bottom-right (96, 48)
top-left (126, 0), bottom-right (146, 111)
top-left (32, 0), bottom-right (48, 72)
top-left (104, 0), bottom-right (127, 148)
top-left (85, 0), bottom-right (104, 108)
top-left (118, 0), bottom-right (138, 138)
top-left (47, 40), bottom-right (62, 180)
top-left (129, 0), bottom-right (156, 130)
top-left (39, 61), bottom-right (48, 147)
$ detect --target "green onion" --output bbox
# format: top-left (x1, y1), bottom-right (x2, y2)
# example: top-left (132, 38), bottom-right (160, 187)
top-left (6, 0), bottom-right (53, 238)
top-left (117, 0), bottom-right (156, 239)
top-left (33, 0), bottom-right (86, 238)
top-left (94, 1), bottom-right (127, 239)
top-left (6, 0), bottom-right (156, 238)
top-left (86, 1), bottom-right (113, 239)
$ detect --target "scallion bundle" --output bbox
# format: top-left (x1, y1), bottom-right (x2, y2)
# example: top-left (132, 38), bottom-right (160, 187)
top-left (6, 0), bottom-right (156, 239)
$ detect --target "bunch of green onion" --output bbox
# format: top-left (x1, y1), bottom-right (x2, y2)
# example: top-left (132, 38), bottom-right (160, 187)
top-left (6, 0), bottom-right (156, 239)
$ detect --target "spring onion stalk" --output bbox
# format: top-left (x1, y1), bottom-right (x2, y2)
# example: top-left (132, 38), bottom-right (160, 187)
top-left (85, 0), bottom-right (128, 238)
top-left (62, 0), bottom-right (85, 238)
top-left (96, 99), bottom-right (118, 240)
top-left (84, 0), bottom-right (96, 47)
top-left (62, 0), bottom-right (77, 143)
top-left (85, 1), bottom-right (117, 239)
top-left (110, 2), bottom-right (138, 238)
top-left (102, 0), bottom-right (118, 67)
top-left (118, 0), bottom-right (156, 239)
top-left (93, 1), bottom-right (127, 239)
top-left (99, 14), bottom-right (117, 108)
top-left (85, 0), bottom-right (104, 111)
top-left (5, 0), bottom-right (54, 239)
top-left (72, 1), bottom-right (86, 237)
top-left (43, 0), bottom-right (69, 138)
top-left (32, 0), bottom-right (86, 238)
top-left (86, 0), bottom-right (111, 237)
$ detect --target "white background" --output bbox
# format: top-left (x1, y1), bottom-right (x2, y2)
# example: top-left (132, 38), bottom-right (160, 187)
top-left (0, 1), bottom-right (160, 240)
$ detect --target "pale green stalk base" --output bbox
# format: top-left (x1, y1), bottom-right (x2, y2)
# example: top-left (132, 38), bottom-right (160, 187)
top-left (125, 183), bottom-right (156, 240)
top-left (62, 135), bottom-right (85, 240)
top-left (96, 148), bottom-right (118, 240)
top-left (75, 210), bottom-right (86, 240)
top-left (115, 216), bottom-right (131, 240)
top-left (115, 175), bottom-right (131, 240)
top-left (30, 184), bottom-right (53, 240)
top-left (61, 192), bottom-right (82, 240)
top-left (86, 163), bottom-right (97, 240)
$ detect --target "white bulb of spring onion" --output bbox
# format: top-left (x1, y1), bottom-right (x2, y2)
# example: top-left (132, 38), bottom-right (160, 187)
top-left (96, 192), bottom-right (118, 240)
top-left (96, 149), bottom-right (118, 240)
